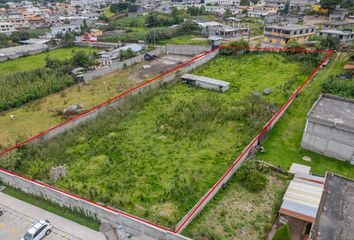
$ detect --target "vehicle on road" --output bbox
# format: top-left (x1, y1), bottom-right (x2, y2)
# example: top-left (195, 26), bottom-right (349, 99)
top-left (21, 220), bottom-right (52, 240)
top-left (0, 207), bottom-right (3, 216)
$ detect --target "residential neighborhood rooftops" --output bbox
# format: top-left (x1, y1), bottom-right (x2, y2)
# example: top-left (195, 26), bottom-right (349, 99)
top-left (310, 173), bottom-right (354, 240)
top-left (320, 29), bottom-right (354, 36)
top-left (307, 94), bottom-right (354, 132)
top-left (266, 24), bottom-right (314, 31)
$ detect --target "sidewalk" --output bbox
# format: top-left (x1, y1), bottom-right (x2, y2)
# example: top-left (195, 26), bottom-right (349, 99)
top-left (0, 192), bottom-right (106, 240)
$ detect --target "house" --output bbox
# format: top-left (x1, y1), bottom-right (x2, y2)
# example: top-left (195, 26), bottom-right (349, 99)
top-left (196, 21), bottom-right (249, 38)
top-left (51, 24), bottom-right (81, 36)
top-left (181, 74), bottom-right (230, 92)
top-left (205, 0), bottom-right (240, 5)
top-left (0, 22), bottom-right (17, 35)
top-left (76, 33), bottom-right (97, 42)
top-left (309, 173), bottom-right (354, 240)
top-left (275, 170), bottom-right (325, 239)
top-left (301, 94), bottom-right (354, 163)
top-left (89, 28), bottom-right (103, 37)
top-left (319, 29), bottom-right (354, 47)
top-left (262, 24), bottom-right (315, 47)
top-left (247, 10), bottom-right (269, 18)
top-left (329, 6), bottom-right (348, 21)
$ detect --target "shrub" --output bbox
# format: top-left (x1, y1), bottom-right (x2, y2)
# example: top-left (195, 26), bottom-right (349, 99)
top-left (272, 224), bottom-right (292, 240)
top-left (236, 161), bottom-right (268, 192)
top-left (321, 74), bottom-right (354, 98)
top-left (0, 69), bottom-right (75, 112)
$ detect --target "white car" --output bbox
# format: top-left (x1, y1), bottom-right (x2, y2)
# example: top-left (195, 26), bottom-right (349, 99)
top-left (21, 220), bottom-right (52, 240)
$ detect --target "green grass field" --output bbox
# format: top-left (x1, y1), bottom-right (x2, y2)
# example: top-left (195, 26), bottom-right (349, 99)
top-left (103, 7), bottom-right (115, 18)
top-left (2, 53), bottom-right (309, 227)
top-left (256, 53), bottom-right (354, 179)
top-left (0, 47), bottom-right (94, 76)
top-left (158, 34), bottom-right (209, 45)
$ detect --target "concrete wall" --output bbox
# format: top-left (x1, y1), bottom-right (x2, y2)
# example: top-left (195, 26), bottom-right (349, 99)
top-left (74, 41), bottom-right (121, 49)
top-left (0, 169), bottom-right (190, 240)
top-left (0, 45), bottom-right (49, 63)
top-left (301, 121), bottom-right (354, 162)
top-left (166, 44), bottom-right (211, 56)
top-left (83, 47), bottom-right (167, 82)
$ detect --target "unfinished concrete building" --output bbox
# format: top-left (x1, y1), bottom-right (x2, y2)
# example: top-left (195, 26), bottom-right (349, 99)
top-left (310, 173), bottom-right (354, 240)
top-left (301, 94), bottom-right (354, 163)
top-left (262, 24), bottom-right (315, 47)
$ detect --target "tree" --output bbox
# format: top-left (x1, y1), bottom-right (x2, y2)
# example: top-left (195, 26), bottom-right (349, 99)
top-left (10, 31), bottom-right (30, 42)
top-left (81, 19), bottom-right (90, 34)
top-left (320, 36), bottom-right (340, 50)
top-left (240, 0), bottom-right (250, 6)
top-left (286, 39), bottom-right (301, 49)
top-left (224, 8), bottom-right (233, 18)
top-left (71, 50), bottom-right (98, 69)
top-left (320, 0), bottom-right (340, 12)
top-left (272, 224), bottom-right (292, 240)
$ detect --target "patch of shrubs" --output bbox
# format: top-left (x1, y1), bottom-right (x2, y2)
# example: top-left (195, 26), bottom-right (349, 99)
top-left (321, 73), bottom-right (354, 99)
top-left (236, 161), bottom-right (268, 192)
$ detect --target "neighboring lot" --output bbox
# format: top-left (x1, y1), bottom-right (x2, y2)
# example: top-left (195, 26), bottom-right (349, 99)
top-left (184, 163), bottom-right (290, 240)
top-left (0, 47), bottom-right (92, 76)
top-left (0, 52), bottom-right (315, 227)
top-left (0, 53), bottom-right (181, 149)
top-left (257, 52), bottom-right (354, 179)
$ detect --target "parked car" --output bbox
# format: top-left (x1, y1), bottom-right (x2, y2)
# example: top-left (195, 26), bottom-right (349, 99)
top-left (0, 207), bottom-right (3, 216)
top-left (21, 220), bottom-right (52, 240)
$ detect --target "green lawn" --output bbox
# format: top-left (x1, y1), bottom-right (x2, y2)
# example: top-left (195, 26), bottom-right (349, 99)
top-left (2, 53), bottom-right (310, 228)
top-left (0, 47), bottom-right (94, 76)
top-left (158, 34), bottom-right (209, 45)
top-left (1, 184), bottom-right (100, 230)
top-left (257, 53), bottom-right (354, 179)
top-left (103, 7), bottom-right (115, 18)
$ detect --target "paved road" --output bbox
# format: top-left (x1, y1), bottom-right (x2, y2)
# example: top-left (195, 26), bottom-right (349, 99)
top-left (0, 192), bottom-right (106, 240)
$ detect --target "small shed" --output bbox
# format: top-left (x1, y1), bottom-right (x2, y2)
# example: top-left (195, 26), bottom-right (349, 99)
top-left (279, 173), bottom-right (325, 223)
top-left (181, 74), bottom-right (230, 92)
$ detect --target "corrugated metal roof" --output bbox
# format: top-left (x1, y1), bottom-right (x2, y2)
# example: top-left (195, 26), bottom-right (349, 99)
top-left (280, 174), bottom-right (324, 222)
top-left (181, 74), bottom-right (230, 87)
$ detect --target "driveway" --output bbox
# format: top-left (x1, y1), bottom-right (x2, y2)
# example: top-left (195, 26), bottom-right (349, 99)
top-left (0, 192), bottom-right (106, 240)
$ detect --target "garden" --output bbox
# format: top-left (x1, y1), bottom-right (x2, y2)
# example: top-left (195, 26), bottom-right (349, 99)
top-left (0, 51), bottom-right (320, 228)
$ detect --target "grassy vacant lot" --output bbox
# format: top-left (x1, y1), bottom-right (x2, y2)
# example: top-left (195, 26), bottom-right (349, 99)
top-left (184, 164), bottom-right (290, 240)
top-left (0, 63), bottom-right (137, 148)
top-left (257, 53), bottom-right (354, 179)
top-left (1, 52), bottom-right (310, 227)
top-left (0, 47), bottom-right (93, 76)
top-left (158, 34), bottom-right (209, 45)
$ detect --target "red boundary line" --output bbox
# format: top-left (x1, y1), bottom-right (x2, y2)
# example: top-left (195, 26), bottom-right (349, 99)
top-left (0, 46), bottom-right (332, 235)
